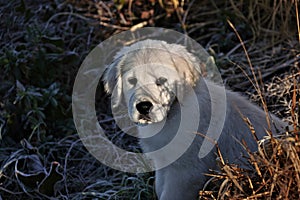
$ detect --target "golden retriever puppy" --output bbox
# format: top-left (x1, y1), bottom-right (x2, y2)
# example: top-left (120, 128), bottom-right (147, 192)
top-left (103, 39), bottom-right (286, 200)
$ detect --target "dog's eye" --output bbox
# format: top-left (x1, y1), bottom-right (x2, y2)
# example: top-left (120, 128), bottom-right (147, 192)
top-left (128, 77), bottom-right (137, 85)
top-left (156, 77), bottom-right (168, 86)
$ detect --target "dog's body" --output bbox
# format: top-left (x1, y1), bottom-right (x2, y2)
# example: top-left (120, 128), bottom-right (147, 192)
top-left (103, 40), bottom-right (286, 200)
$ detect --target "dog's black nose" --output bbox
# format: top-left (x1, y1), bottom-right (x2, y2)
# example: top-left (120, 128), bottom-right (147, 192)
top-left (136, 101), bottom-right (153, 115)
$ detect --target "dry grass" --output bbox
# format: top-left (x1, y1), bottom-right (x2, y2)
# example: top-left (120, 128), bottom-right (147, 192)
top-left (199, 132), bottom-right (300, 199)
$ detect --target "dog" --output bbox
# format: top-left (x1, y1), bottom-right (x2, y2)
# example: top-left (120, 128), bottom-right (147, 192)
top-left (103, 39), bottom-right (287, 200)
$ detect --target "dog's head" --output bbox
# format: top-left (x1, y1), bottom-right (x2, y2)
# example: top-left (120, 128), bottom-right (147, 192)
top-left (103, 40), bottom-right (201, 126)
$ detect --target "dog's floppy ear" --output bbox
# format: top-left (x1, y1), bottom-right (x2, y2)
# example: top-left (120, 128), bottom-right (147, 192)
top-left (103, 57), bottom-right (123, 109)
top-left (166, 43), bottom-right (202, 87)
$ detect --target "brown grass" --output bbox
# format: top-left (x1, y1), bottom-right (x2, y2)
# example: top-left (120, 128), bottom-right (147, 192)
top-left (199, 131), bottom-right (300, 199)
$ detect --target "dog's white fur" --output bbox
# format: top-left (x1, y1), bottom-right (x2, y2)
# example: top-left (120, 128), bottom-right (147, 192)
top-left (103, 40), bottom-right (286, 200)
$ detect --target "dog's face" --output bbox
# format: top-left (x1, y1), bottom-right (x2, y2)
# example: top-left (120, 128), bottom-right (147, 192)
top-left (103, 40), bottom-right (201, 126)
top-left (121, 64), bottom-right (180, 125)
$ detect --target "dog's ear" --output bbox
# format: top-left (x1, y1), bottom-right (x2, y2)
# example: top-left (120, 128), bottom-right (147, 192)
top-left (165, 43), bottom-right (202, 88)
top-left (184, 55), bottom-right (201, 87)
top-left (103, 57), bottom-right (123, 109)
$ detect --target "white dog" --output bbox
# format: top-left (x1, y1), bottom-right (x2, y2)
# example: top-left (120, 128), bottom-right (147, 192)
top-left (103, 40), bottom-right (286, 200)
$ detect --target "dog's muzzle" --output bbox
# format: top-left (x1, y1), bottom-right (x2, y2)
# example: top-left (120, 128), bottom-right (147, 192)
top-left (136, 101), bottom-right (153, 115)
top-left (128, 86), bottom-right (176, 125)
top-left (133, 99), bottom-right (154, 125)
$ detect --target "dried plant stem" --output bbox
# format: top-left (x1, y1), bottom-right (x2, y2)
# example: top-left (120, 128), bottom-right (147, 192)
top-left (295, 0), bottom-right (300, 42)
top-left (227, 19), bottom-right (272, 134)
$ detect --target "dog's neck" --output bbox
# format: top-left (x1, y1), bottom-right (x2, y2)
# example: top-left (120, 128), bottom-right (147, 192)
top-left (137, 78), bottom-right (215, 154)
